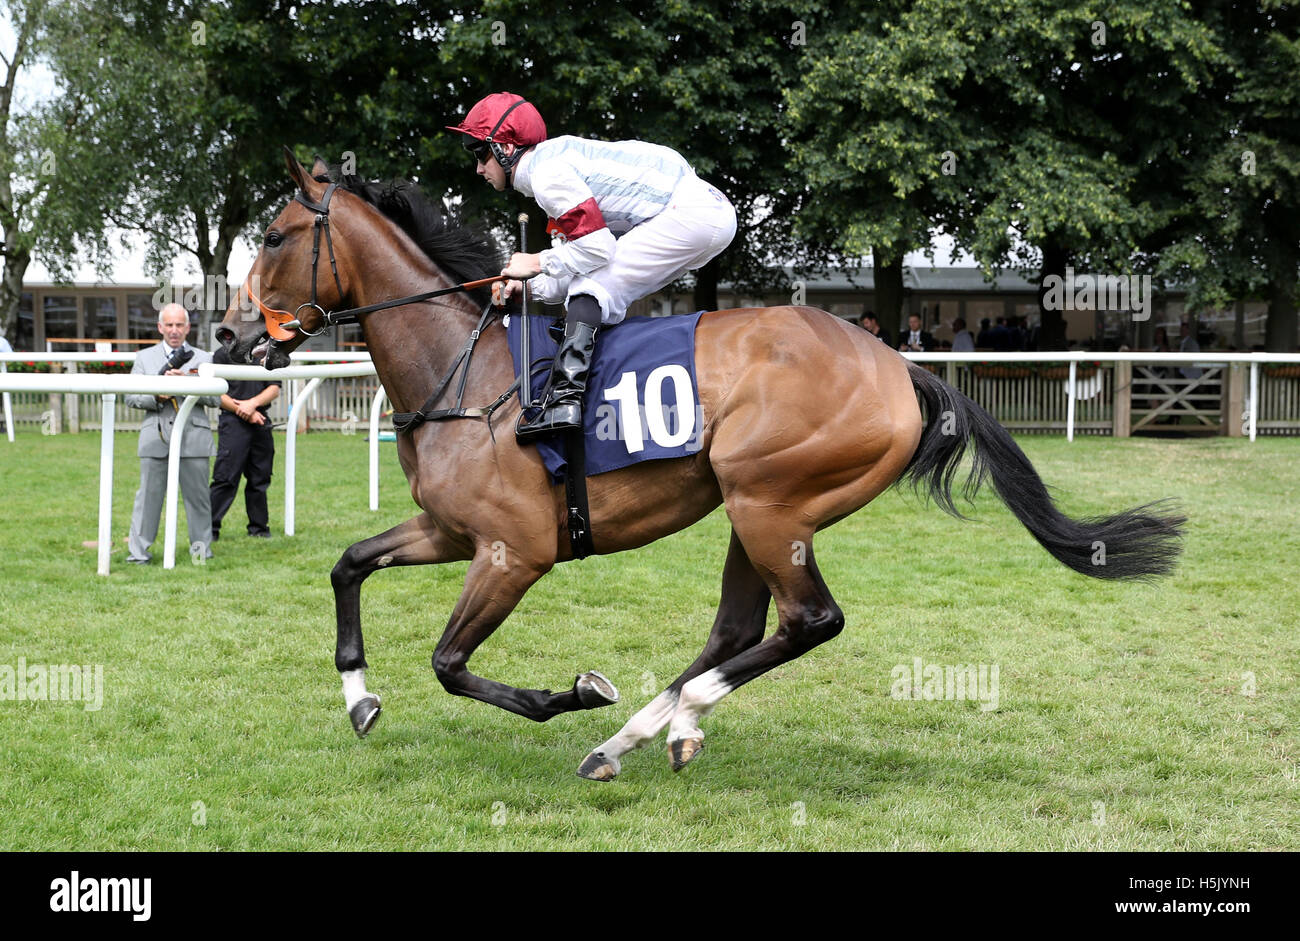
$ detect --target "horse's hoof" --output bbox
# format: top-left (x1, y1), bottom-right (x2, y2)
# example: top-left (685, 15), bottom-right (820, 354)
top-left (669, 736), bottom-right (703, 772)
top-left (348, 694), bottom-right (382, 738)
top-left (575, 671), bottom-right (619, 709)
top-left (576, 751), bottom-right (621, 781)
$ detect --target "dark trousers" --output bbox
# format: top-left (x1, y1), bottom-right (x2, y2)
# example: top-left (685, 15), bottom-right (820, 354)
top-left (210, 414), bottom-right (275, 536)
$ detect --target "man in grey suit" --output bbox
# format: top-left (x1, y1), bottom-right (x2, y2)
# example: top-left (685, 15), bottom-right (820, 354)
top-left (124, 303), bottom-right (221, 564)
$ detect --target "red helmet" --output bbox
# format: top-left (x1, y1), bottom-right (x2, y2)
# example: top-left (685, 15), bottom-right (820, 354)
top-left (446, 93), bottom-right (547, 170)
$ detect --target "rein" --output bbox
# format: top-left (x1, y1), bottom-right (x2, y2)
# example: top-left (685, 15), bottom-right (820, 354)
top-left (388, 301), bottom-right (522, 436)
top-left (247, 183), bottom-right (507, 341)
top-left (251, 182), bottom-right (522, 435)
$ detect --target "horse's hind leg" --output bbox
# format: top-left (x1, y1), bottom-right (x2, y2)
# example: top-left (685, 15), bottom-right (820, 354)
top-left (332, 514), bottom-right (470, 736)
top-left (665, 519), bottom-right (843, 771)
top-left (577, 529), bottom-right (771, 781)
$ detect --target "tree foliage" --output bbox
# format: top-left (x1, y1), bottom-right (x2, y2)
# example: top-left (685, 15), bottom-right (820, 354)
top-left (6, 0), bottom-right (1298, 351)
top-left (1156, 0), bottom-right (1300, 350)
top-left (785, 0), bottom-right (1225, 346)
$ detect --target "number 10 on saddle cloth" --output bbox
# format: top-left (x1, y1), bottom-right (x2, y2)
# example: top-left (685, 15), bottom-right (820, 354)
top-left (506, 311), bottom-right (705, 482)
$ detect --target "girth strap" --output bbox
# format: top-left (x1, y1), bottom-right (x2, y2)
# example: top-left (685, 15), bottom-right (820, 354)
top-left (564, 429), bottom-right (594, 559)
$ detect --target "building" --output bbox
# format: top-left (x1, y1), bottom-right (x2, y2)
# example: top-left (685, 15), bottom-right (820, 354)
top-left (9, 267), bottom-right (1277, 353)
top-left (640, 266), bottom-right (1272, 351)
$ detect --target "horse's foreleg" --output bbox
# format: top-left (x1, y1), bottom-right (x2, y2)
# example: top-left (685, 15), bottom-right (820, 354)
top-left (432, 548), bottom-right (618, 722)
top-left (576, 529), bottom-right (771, 781)
top-left (332, 514), bottom-right (470, 736)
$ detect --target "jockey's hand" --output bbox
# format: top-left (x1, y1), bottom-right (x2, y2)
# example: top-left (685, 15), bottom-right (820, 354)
top-left (492, 279), bottom-right (525, 307)
top-left (501, 252), bottom-right (542, 281)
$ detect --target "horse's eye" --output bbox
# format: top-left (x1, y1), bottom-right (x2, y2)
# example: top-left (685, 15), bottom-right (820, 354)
top-left (265, 232), bottom-right (283, 247)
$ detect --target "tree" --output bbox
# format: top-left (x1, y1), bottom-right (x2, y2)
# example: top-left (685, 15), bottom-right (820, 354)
top-left (1158, 0), bottom-right (1300, 351)
top-left (0, 0), bottom-right (46, 343)
top-left (785, 0), bottom-right (1222, 348)
top-left (32, 0), bottom-right (321, 340)
top-left (783, 3), bottom-right (973, 337)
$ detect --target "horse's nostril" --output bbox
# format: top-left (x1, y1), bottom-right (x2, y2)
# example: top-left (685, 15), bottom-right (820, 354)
top-left (215, 327), bottom-right (235, 348)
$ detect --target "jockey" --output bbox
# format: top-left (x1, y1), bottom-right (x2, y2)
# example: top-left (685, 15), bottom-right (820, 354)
top-left (447, 92), bottom-right (737, 442)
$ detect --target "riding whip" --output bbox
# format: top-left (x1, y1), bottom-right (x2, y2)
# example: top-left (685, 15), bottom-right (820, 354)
top-left (518, 212), bottom-right (534, 408)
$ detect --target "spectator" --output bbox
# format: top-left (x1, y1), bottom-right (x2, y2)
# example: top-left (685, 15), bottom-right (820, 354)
top-left (124, 304), bottom-right (219, 564)
top-left (951, 317), bottom-right (975, 352)
top-left (1025, 317), bottom-right (1041, 351)
top-left (988, 316), bottom-right (1014, 351)
top-left (861, 310), bottom-right (892, 348)
top-left (209, 346), bottom-right (281, 541)
top-left (976, 318), bottom-right (993, 347)
top-left (1011, 316), bottom-right (1028, 351)
top-left (1152, 326), bottom-right (1172, 352)
top-left (897, 313), bottom-right (935, 352)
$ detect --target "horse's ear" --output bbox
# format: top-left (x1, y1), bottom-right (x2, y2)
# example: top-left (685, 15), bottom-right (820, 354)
top-left (282, 145), bottom-right (321, 197)
top-left (310, 155), bottom-right (331, 182)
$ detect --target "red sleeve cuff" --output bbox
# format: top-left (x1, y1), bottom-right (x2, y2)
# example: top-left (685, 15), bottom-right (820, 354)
top-left (549, 197), bottom-right (607, 240)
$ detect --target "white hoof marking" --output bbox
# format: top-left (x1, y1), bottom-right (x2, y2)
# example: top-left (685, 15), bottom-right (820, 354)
top-left (341, 669), bottom-right (370, 710)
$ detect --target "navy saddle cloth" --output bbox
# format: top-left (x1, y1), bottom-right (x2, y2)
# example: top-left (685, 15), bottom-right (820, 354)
top-left (506, 312), bottom-right (705, 482)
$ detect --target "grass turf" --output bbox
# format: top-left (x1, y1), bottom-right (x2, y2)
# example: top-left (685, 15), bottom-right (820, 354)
top-left (0, 430), bottom-right (1296, 850)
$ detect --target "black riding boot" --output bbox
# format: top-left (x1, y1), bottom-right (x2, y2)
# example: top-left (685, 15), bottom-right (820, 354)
top-left (516, 297), bottom-right (600, 443)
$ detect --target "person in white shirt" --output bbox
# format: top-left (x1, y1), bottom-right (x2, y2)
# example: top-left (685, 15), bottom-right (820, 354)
top-left (951, 317), bottom-right (975, 352)
top-left (447, 92), bottom-right (737, 442)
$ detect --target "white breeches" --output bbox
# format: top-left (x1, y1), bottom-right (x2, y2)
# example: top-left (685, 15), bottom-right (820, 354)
top-left (555, 176), bottom-right (737, 324)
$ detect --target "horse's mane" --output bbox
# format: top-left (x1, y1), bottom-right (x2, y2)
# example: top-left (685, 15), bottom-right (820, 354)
top-left (316, 165), bottom-right (502, 297)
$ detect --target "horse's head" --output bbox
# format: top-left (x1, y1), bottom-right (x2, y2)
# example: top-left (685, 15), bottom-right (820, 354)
top-left (218, 148), bottom-right (352, 369)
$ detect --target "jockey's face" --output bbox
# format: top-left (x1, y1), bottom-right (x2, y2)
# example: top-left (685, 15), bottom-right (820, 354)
top-left (476, 142), bottom-right (516, 191)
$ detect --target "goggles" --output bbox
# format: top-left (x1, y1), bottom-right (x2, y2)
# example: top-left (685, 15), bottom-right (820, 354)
top-left (463, 137), bottom-right (492, 163)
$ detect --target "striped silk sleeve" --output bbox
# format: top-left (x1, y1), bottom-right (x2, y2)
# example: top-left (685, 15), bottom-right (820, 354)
top-left (531, 161), bottom-right (617, 278)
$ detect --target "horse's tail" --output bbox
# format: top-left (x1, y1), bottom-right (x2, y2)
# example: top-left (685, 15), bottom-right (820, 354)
top-left (898, 361), bottom-right (1185, 579)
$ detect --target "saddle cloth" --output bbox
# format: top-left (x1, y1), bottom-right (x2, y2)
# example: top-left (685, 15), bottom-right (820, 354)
top-left (506, 311), bottom-right (705, 482)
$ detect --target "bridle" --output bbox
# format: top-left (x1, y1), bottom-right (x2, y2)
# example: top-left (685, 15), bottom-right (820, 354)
top-left (245, 183), bottom-right (346, 341)
top-left (286, 184), bottom-right (346, 337)
top-left (243, 180), bottom-right (525, 435)
top-left (244, 182), bottom-right (505, 343)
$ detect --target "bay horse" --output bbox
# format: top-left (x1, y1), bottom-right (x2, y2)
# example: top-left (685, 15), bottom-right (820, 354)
top-left (218, 152), bottom-right (1185, 781)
